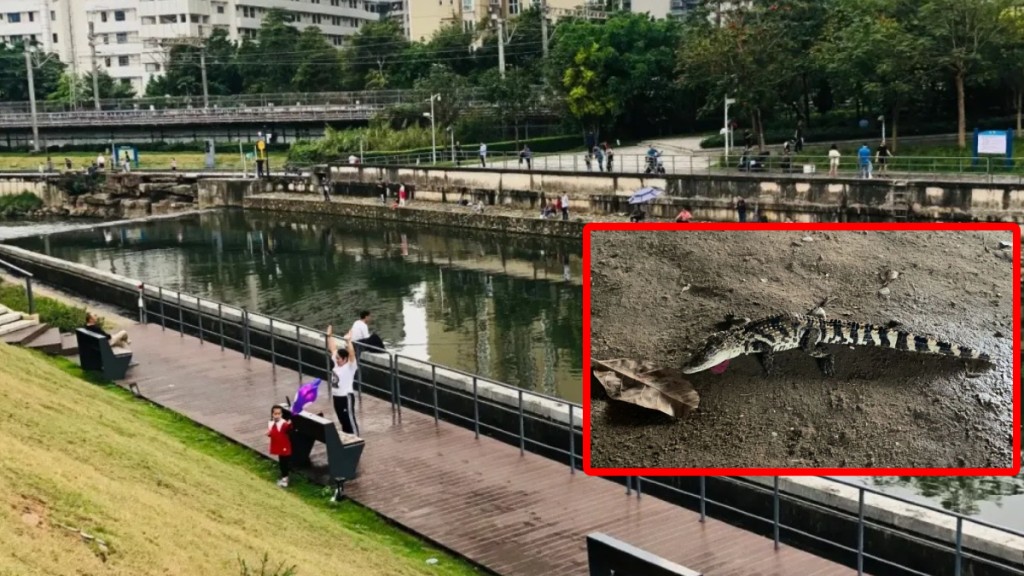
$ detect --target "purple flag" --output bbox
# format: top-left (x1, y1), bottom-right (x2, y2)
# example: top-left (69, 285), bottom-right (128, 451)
top-left (291, 379), bottom-right (322, 414)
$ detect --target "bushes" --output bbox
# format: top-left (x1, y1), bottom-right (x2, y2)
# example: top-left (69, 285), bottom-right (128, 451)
top-left (291, 132), bottom-right (582, 164)
top-left (287, 124), bottom-right (434, 164)
top-left (0, 141), bottom-right (292, 154)
top-left (0, 192), bottom-right (43, 218)
top-left (0, 280), bottom-right (95, 332)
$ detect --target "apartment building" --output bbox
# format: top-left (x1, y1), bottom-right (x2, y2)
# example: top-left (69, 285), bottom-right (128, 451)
top-left (0, 0), bottom-right (380, 95)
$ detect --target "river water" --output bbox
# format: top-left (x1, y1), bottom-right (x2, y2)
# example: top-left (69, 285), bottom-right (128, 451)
top-left (2, 212), bottom-right (1022, 532)
top-left (3, 210), bottom-right (584, 403)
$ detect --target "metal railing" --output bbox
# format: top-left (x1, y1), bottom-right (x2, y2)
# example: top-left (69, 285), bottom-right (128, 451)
top-left (0, 258), bottom-right (34, 314)
top-left (353, 150), bottom-right (1024, 183)
top-left (3, 247), bottom-right (1019, 576)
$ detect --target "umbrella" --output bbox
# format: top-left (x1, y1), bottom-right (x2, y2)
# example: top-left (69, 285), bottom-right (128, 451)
top-left (628, 187), bottom-right (664, 205)
top-left (291, 378), bottom-right (322, 414)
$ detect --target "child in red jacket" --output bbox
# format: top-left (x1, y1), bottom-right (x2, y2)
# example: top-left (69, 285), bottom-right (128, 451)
top-left (267, 406), bottom-right (293, 488)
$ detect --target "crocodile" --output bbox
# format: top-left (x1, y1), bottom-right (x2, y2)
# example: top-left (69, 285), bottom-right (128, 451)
top-left (681, 313), bottom-right (991, 377)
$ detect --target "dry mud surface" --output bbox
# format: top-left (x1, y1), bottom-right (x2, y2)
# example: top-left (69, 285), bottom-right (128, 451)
top-left (588, 230), bottom-right (1016, 469)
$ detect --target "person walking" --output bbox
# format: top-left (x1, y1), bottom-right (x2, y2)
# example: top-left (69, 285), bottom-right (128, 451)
top-left (326, 324), bottom-right (359, 436)
top-left (96, 152), bottom-right (106, 171)
top-left (478, 142), bottom-right (487, 168)
top-left (857, 143), bottom-right (873, 179)
top-left (604, 144), bottom-right (615, 172)
top-left (519, 145), bottom-right (532, 170)
top-left (266, 405), bottom-right (293, 488)
top-left (827, 144), bottom-right (841, 177)
top-left (398, 183), bottom-right (408, 207)
top-left (561, 193), bottom-right (570, 221)
top-left (593, 145), bottom-right (605, 172)
top-left (875, 141), bottom-right (892, 175)
top-left (736, 197), bottom-right (748, 222)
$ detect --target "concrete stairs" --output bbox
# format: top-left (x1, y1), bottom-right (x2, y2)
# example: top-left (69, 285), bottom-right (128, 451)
top-left (0, 305), bottom-right (77, 357)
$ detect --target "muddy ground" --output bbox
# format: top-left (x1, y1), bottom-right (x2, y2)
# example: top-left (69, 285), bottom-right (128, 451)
top-left (588, 230), bottom-right (1016, 469)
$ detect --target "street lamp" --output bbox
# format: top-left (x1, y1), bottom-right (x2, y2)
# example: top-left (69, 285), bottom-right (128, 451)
top-left (446, 126), bottom-right (455, 163)
top-left (424, 93), bottom-right (441, 164)
top-left (878, 115), bottom-right (886, 143)
top-left (724, 97), bottom-right (737, 159)
top-left (24, 45), bottom-right (41, 153)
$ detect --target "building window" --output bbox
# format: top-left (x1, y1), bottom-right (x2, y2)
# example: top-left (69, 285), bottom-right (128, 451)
top-left (102, 34), bottom-right (109, 44)
top-left (312, 14), bottom-right (322, 24)
top-left (114, 10), bottom-right (125, 22)
top-left (217, 6), bottom-right (225, 14)
top-left (118, 55), bottom-right (130, 67)
top-left (28, 11), bottom-right (35, 22)
top-left (117, 32), bottom-right (128, 43)
top-left (101, 12), bottom-right (108, 22)
top-left (7, 13), bottom-right (21, 24)
top-left (104, 57), bottom-right (112, 67)
top-left (50, 10), bottom-right (55, 20)
top-left (52, 33), bottom-right (58, 43)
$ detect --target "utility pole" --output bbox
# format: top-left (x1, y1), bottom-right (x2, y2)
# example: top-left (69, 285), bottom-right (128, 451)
top-left (495, 15), bottom-right (506, 78)
top-left (24, 50), bottom-right (40, 153)
top-left (199, 48), bottom-right (209, 109)
top-left (88, 21), bottom-right (101, 110)
top-left (540, 0), bottom-right (549, 58)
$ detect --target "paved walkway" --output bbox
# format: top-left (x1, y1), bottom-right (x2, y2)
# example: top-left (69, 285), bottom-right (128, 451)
top-left (114, 321), bottom-right (857, 576)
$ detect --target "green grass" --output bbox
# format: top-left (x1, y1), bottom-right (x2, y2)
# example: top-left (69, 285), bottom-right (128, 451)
top-left (0, 191), bottom-right (44, 218)
top-left (0, 344), bottom-right (481, 576)
top-left (0, 279), bottom-right (95, 332)
top-left (0, 151), bottom-right (260, 172)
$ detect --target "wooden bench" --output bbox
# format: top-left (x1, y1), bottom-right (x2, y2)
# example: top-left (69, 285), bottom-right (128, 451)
top-left (76, 328), bottom-right (133, 381)
top-left (277, 404), bottom-right (365, 500)
top-left (587, 533), bottom-right (703, 576)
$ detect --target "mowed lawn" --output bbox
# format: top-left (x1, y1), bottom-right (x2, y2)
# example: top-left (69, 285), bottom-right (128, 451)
top-left (0, 151), bottom-right (276, 172)
top-left (0, 344), bottom-right (480, 576)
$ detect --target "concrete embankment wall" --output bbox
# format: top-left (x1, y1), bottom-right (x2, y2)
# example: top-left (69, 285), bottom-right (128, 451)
top-left (0, 175), bottom-right (64, 206)
top-left (0, 241), bottom-right (1021, 576)
top-left (329, 165), bottom-right (1024, 222)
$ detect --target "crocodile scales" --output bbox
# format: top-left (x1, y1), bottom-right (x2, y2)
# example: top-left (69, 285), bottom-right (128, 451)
top-left (681, 314), bottom-right (991, 376)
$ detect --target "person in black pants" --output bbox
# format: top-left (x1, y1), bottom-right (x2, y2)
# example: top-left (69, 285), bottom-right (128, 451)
top-left (326, 324), bottom-right (359, 436)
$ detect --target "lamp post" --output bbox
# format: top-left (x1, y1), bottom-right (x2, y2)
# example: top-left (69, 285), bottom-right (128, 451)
top-left (447, 126), bottom-right (455, 163)
top-left (424, 93), bottom-right (441, 164)
top-left (878, 115), bottom-right (886, 143)
top-left (724, 97), bottom-right (736, 159)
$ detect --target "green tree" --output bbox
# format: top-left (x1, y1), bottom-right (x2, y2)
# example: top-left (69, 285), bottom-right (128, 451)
top-left (291, 26), bottom-right (343, 92)
top-left (424, 22), bottom-right (477, 77)
top-left (814, 0), bottom-right (930, 150)
top-left (237, 8), bottom-right (301, 93)
top-left (46, 72), bottom-right (89, 107)
top-left (919, 0), bottom-right (1017, 148)
top-left (413, 64), bottom-right (473, 130)
top-left (0, 42), bottom-right (64, 102)
top-left (560, 41), bottom-right (616, 133)
top-left (148, 28), bottom-right (243, 97)
top-left (998, 6), bottom-right (1024, 131)
top-left (475, 7), bottom-right (546, 76)
top-left (342, 20), bottom-right (409, 90)
top-left (479, 67), bottom-right (535, 143)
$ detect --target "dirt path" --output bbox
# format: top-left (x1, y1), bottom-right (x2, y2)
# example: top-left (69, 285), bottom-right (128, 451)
top-left (588, 230), bottom-right (1016, 470)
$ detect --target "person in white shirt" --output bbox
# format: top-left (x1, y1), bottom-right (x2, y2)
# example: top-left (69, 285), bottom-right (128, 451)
top-left (96, 153), bottom-right (105, 170)
top-left (348, 310), bottom-right (371, 342)
top-left (560, 193), bottom-right (570, 221)
top-left (479, 143), bottom-right (487, 167)
top-left (326, 324), bottom-right (359, 435)
top-left (827, 144), bottom-right (841, 177)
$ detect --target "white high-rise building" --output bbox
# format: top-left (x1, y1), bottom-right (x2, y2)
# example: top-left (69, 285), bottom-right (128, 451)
top-left (0, 1), bottom-right (381, 96)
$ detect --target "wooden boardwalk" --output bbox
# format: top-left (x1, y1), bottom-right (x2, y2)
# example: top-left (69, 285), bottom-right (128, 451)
top-left (118, 323), bottom-right (856, 576)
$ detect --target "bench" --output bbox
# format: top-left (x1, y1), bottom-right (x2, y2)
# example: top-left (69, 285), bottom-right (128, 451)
top-left (277, 403), bottom-right (365, 500)
top-left (76, 328), bottom-right (133, 380)
top-left (586, 533), bottom-right (703, 576)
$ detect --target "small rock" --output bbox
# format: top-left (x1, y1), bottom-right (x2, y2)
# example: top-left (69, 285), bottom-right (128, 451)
top-left (802, 236), bottom-right (814, 242)
top-left (877, 287), bottom-right (890, 296)
top-left (791, 241), bottom-right (802, 247)
top-left (999, 240), bottom-right (1011, 249)
top-left (771, 431), bottom-right (778, 438)
top-left (885, 270), bottom-right (899, 282)
top-left (760, 278), bottom-right (768, 283)
top-left (426, 558), bottom-right (439, 565)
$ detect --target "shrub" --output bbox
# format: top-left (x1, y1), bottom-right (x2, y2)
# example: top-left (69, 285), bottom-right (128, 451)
top-left (0, 280), bottom-right (96, 332)
top-left (237, 553), bottom-right (298, 576)
top-left (0, 192), bottom-right (43, 218)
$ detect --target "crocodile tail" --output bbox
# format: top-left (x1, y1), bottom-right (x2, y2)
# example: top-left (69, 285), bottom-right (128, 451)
top-left (830, 321), bottom-right (990, 361)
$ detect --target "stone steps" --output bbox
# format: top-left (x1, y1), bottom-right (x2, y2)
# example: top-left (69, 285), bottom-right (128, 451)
top-left (0, 305), bottom-right (77, 357)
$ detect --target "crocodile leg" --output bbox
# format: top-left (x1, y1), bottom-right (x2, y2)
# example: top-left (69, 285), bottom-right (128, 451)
top-left (807, 344), bottom-right (836, 377)
top-left (755, 348), bottom-right (775, 376)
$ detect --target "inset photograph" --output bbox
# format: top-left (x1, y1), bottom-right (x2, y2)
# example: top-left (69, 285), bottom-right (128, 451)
top-left (585, 226), bottom-right (1019, 473)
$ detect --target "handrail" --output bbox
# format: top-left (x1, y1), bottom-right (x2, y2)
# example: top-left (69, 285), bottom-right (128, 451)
top-left (0, 258), bottom-right (34, 314)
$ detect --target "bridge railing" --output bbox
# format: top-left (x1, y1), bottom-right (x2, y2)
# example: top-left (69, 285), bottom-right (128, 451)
top-left (0, 258), bottom-right (34, 314)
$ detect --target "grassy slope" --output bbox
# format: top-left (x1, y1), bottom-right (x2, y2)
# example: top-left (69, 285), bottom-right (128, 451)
top-left (0, 152), bottom-right (253, 171)
top-left (0, 345), bottom-right (479, 576)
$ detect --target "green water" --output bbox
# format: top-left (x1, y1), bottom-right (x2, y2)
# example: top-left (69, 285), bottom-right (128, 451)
top-left (7, 210), bottom-right (584, 402)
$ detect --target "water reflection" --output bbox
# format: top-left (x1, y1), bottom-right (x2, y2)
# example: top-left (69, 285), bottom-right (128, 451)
top-left (10, 210), bottom-right (584, 402)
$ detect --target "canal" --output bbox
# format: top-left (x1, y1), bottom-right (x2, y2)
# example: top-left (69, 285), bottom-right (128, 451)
top-left (4, 210), bottom-right (584, 403)
top-left (2, 211), bottom-right (1022, 533)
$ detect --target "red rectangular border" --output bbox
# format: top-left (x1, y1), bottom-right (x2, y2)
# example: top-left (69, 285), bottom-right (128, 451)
top-left (582, 222), bottom-right (1022, 477)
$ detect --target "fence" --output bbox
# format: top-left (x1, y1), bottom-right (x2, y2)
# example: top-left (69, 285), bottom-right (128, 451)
top-left (0, 242), bottom-right (1021, 576)
top-left (0, 258), bottom-right (35, 314)
top-left (359, 149), bottom-right (1024, 183)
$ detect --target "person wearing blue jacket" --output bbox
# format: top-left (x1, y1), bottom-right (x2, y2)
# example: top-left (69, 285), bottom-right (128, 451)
top-left (857, 144), bottom-right (873, 179)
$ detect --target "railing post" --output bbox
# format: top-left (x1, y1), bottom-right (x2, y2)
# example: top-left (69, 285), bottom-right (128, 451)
top-left (857, 488), bottom-right (865, 575)
top-left (269, 317), bottom-right (276, 369)
top-left (773, 476), bottom-right (781, 550)
top-left (389, 353), bottom-right (397, 424)
top-left (158, 286), bottom-right (165, 330)
top-left (518, 388), bottom-right (525, 456)
top-left (137, 286), bottom-right (145, 324)
top-left (242, 308), bottom-right (250, 359)
top-left (394, 354), bottom-right (402, 423)
top-left (177, 291), bottom-right (183, 337)
top-left (431, 364), bottom-right (439, 424)
top-left (568, 404), bottom-right (575, 473)
top-left (699, 476), bottom-right (706, 522)
top-left (625, 476), bottom-right (632, 496)
top-left (25, 277), bottom-right (34, 315)
top-left (197, 297), bottom-right (204, 344)
top-left (218, 303), bottom-right (224, 351)
top-left (472, 376), bottom-right (479, 439)
top-left (954, 517), bottom-right (963, 576)
top-left (295, 325), bottom-right (302, 382)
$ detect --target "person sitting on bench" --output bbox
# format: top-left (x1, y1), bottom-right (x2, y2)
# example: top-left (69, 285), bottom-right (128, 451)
top-left (83, 313), bottom-right (130, 350)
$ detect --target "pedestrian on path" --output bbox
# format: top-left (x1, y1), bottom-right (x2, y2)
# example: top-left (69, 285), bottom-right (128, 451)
top-left (327, 324), bottom-right (359, 436)
top-left (857, 144), bottom-right (873, 179)
top-left (827, 144), bottom-right (841, 177)
top-left (561, 193), bottom-right (570, 220)
top-left (479, 143), bottom-right (487, 168)
top-left (266, 405), bottom-right (293, 488)
top-left (604, 143), bottom-right (615, 172)
top-left (875, 141), bottom-right (892, 175)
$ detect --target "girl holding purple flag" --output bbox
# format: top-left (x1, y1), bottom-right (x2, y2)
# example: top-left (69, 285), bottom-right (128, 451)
top-left (327, 325), bottom-right (359, 436)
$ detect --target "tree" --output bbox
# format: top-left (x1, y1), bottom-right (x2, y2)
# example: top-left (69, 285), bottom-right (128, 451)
top-left (814, 0), bottom-right (930, 150)
top-left (560, 41), bottom-right (616, 133)
top-left (998, 6), bottom-right (1024, 131)
top-left (291, 26), bottom-right (343, 92)
top-left (425, 22), bottom-right (477, 77)
top-left (919, 0), bottom-right (1017, 148)
top-left (51, 70), bottom-right (133, 104)
top-left (479, 67), bottom-right (535, 142)
top-left (237, 8), bottom-right (301, 93)
top-left (413, 64), bottom-right (472, 130)
top-left (342, 20), bottom-right (409, 90)
top-left (475, 7), bottom-right (546, 76)
top-left (0, 41), bottom-right (64, 103)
